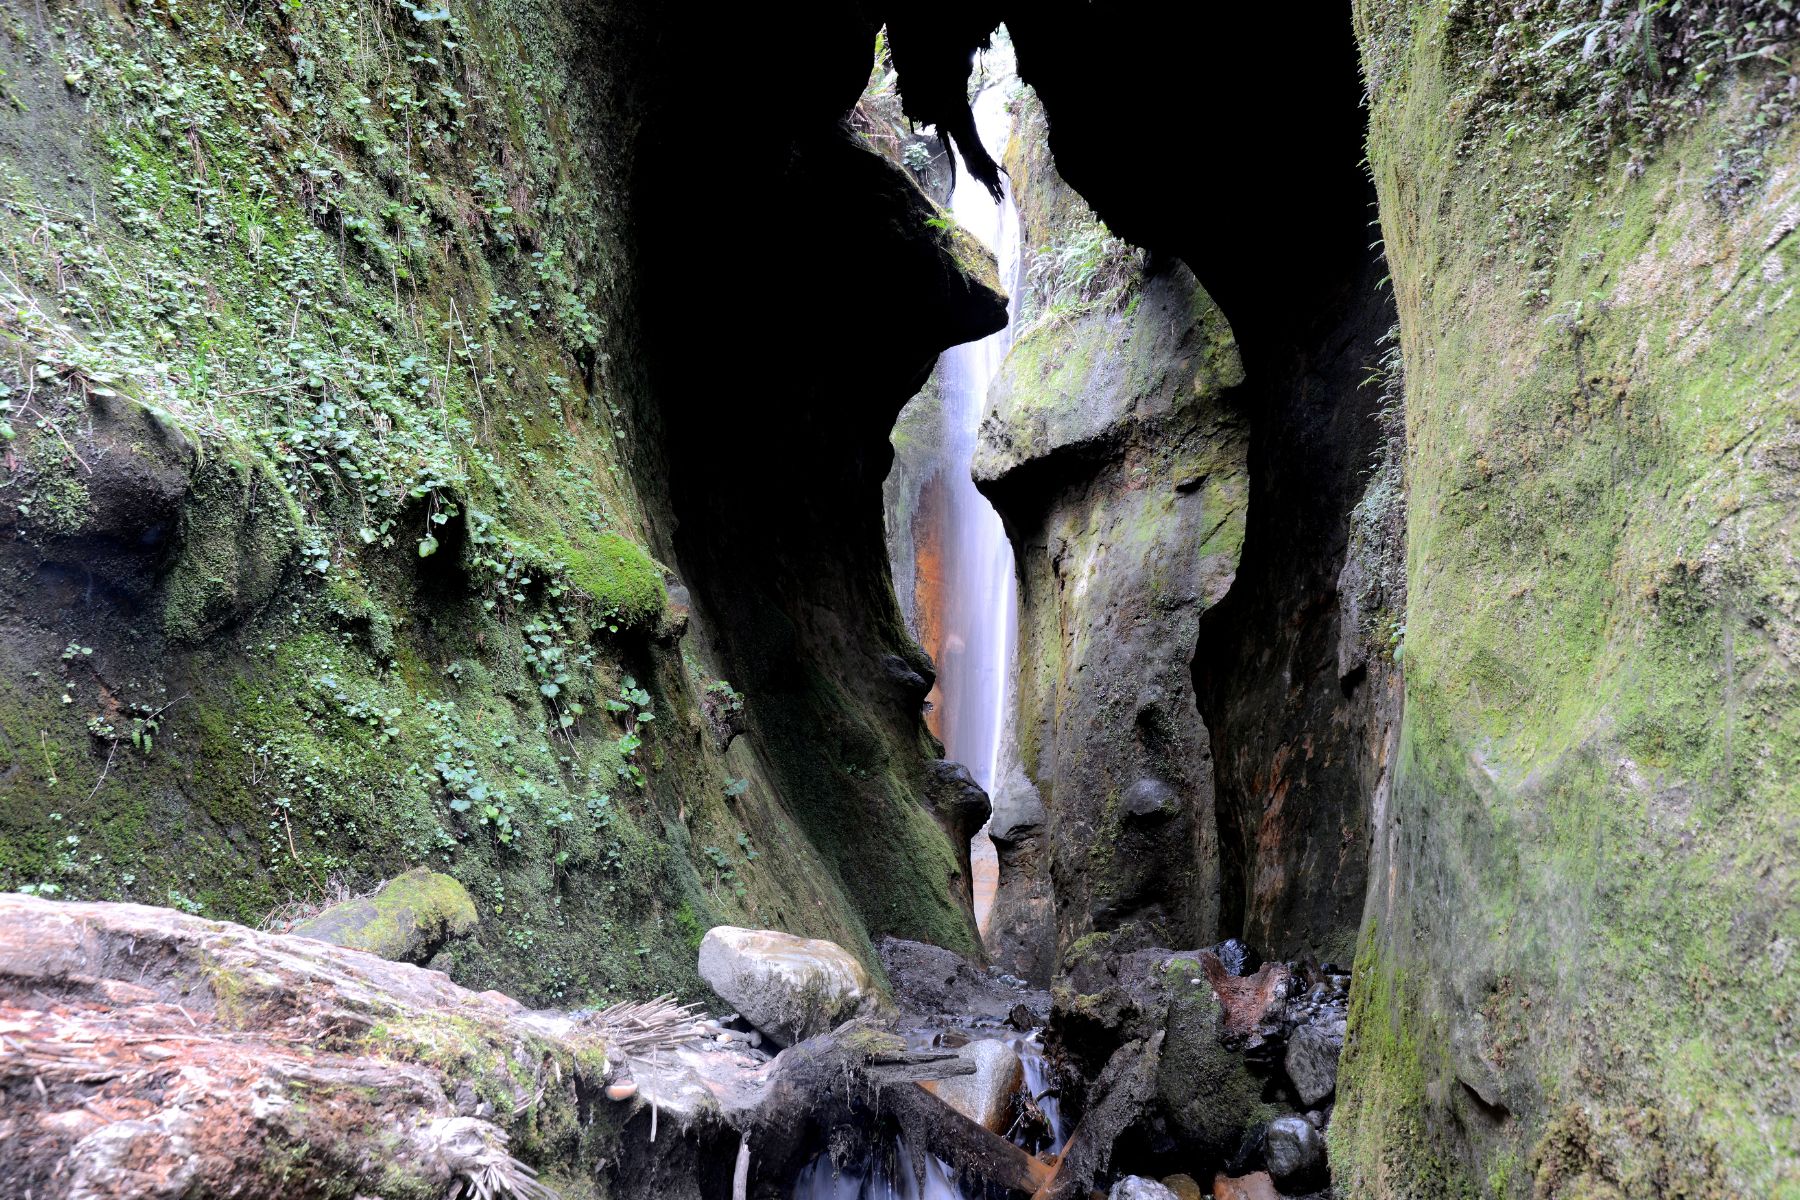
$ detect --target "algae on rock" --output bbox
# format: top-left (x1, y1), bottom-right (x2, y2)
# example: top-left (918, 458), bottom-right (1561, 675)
top-left (1338, 4), bottom-right (1800, 1194)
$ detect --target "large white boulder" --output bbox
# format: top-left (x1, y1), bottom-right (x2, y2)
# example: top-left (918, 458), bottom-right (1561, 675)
top-left (697, 926), bottom-right (877, 1047)
top-left (923, 1038), bottom-right (1024, 1134)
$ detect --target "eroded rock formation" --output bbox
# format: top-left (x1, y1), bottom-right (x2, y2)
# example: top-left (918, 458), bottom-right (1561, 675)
top-left (973, 94), bottom-right (1250, 970)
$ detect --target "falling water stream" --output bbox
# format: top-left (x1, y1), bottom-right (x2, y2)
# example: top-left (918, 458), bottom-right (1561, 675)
top-left (918, 80), bottom-right (1021, 936)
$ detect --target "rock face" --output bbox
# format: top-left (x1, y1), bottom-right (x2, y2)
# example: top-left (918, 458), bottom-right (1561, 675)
top-left (0, 0), bottom-right (1000, 1012)
top-left (922, 1038), bottom-right (1025, 1134)
top-left (1333, 5), bottom-right (1800, 1196)
top-left (697, 927), bottom-right (878, 1047)
top-left (290, 868), bottom-right (478, 964)
top-left (975, 93), bottom-right (1251, 967)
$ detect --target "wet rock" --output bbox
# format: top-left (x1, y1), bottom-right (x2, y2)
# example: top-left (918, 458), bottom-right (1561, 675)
top-left (878, 936), bottom-right (1047, 1025)
top-left (1110, 1177), bottom-right (1179, 1200)
top-left (923, 760), bottom-right (993, 896)
top-left (1264, 1114), bottom-right (1326, 1189)
top-left (1285, 1022), bottom-right (1343, 1106)
top-left (880, 652), bottom-right (934, 705)
top-left (1212, 1172), bottom-right (1279, 1200)
top-left (291, 868), bottom-right (478, 965)
top-left (1215, 937), bottom-right (1253, 976)
top-left (697, 926), bottom-right (877, 1048)
top-left (922, 1038), bottom-right (1024, 1134)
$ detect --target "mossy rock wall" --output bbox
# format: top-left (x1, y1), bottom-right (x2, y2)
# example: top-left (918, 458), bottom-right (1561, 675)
top-left (1339, 5), bottom-right (1800, 1195)
top-left (0, 0), bottom-right (985, 1008)
top-left (974, 94), bottom-right (1250, 971)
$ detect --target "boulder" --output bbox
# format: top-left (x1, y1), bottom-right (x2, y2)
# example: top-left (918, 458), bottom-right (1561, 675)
top-left (1153, 961), bottom-right (1275, 1160)
top-left (877, 936), bottom-right (1048, 1025)
top-left (697, 926), bottom-right (877, 1047)
top-left (922, 1038), bottom-right (1024, 1134)
top-left (1161, 1175), bottom-right (1205, 1200)
top-left (292, 868), bottom-right (478, 964)
top-left (1110, 1177), bottom-right (1179, 1200)
top-left (1264, 1114), bottom-right (1326, 1189)
top-left (1284, 1022), bottom-right (1343, 1106)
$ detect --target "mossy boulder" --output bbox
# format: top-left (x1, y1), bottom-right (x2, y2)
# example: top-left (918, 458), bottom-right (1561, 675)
top-left (561, 530), bottom-right (667, 634)
top-left (292, 868), bottom-right (479, 964)
top-left (1154, 961), bottom-right (1275, 1160)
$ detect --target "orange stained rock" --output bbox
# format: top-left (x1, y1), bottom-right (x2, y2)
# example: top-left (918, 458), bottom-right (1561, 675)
top-left (1200, 951), bottom-right (1290, 1037)
top-left (1213, 1171), bottom-right (1279, 1200)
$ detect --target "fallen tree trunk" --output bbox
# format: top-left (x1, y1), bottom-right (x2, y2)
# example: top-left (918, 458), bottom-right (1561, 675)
top-left (880, 1077), bottom-right (1056, 1195)
top-left (0, 894), bottom-right (621, 1199)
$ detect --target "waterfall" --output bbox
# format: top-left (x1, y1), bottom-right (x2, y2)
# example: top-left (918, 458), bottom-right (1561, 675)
top-left (920, 81), bottom-right (1022, 935)
top-left (794, 70), bottom-right (1037, 1200)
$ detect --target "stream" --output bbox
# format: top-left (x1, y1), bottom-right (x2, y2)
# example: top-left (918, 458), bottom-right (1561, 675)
top-left (791, 1024), bottom-right (1066, 1200)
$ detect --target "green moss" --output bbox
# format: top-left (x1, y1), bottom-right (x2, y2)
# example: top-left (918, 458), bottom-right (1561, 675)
top-left (292, 867), bottom-right (478, 961)
top-left (557, 530), bottom-right (666, 632)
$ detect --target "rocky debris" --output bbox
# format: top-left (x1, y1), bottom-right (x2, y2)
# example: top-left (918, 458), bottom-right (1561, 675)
top-left (1045, 931), bottom-right (1350, 1192)
top-left (1212, 1172), bottom-right (1280, 1200)
top-left (878, 935), bottom-right (1049, 1025)
top-left (1264, 1114), bottom-right (1327, 1189)
top-left (696, 926), bottom-right (878, 1048)
top-left (921, 1038), bottom-right (1025, 1133)
top-left (1284, 1022), bottom-right (1344, 1106)
top-left (1111, 1176), bottom-right (1180, 1199)
top-left (289, 867), bottom-right (478, 964)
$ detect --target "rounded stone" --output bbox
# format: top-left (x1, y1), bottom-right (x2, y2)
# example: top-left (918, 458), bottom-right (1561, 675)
top-left (696, 926), bottom-right (877, 1048)
top-left (1264, 1114), bottom-right (1325, 1186)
